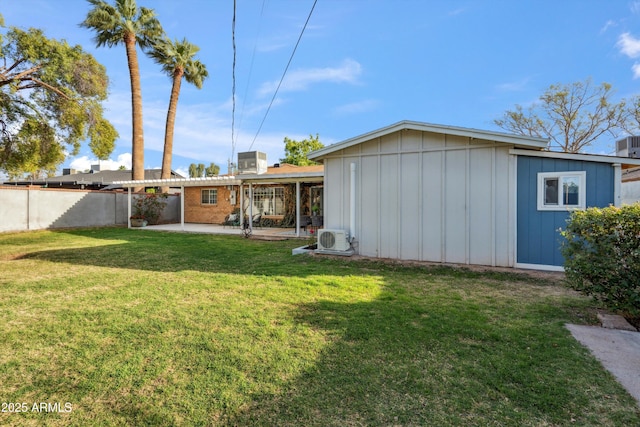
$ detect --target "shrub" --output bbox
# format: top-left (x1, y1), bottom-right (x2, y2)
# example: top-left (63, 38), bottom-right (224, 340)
top-left (132, 193), bottom-right (168, 225)
top-left (560, 204), bottom-right (640, 317)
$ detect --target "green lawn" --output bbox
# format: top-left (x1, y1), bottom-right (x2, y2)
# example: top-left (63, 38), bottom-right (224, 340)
top-left (0, 228), bottom-right (638, 426)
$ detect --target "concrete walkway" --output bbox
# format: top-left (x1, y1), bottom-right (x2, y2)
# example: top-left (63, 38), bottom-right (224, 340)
top-left (566, 322), bottom-right (640, 405)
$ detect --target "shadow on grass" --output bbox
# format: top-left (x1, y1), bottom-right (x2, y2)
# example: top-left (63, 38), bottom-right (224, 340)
top-left (223, 289), bottom-right (640, 426)
top-left (11, 228), bottom-right (557, 285)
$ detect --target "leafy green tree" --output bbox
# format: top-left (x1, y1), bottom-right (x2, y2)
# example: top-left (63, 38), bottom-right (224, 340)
top-left (188, 163), bottom-right (198, 178)
top-left (148, 37), bottom-right (208, 181)
top-left (0, 25), bottom-right (117, 178)
top-left (188, 162), bottom-right (207, 178)
top-left (494, 79), bottom-right (627, 153)
top-left (82, 0), bottom-right (164, 186)
top-left (205, 162), bottom-right (220, 177)
top-left (280, 134), bottom-right (324, 166)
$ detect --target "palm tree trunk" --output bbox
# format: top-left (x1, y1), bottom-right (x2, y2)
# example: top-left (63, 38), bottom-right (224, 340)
top-left (160, 67), bottom-right (183, 192)
top-left (125, 33), bottom-right (144, 192)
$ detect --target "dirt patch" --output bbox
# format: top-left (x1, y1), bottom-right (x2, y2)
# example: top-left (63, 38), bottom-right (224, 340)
top-left (315, 253), bottom-right (566, 283)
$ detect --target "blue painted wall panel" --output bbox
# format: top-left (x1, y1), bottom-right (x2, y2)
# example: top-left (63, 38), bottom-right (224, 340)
top-left (517, 156), bottom-right (614, 267)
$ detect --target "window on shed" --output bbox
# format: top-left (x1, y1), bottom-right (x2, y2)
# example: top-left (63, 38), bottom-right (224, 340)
top-left (537, 172), bottom-right (585, 211)
top-left (201, 189), bottom-right (218, 205)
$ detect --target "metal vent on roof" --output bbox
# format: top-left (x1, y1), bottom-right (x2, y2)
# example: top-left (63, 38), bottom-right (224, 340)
top-left (616, 136), bottom-right (640, 158)
top-left (237, 151), bottom-right (267, 174)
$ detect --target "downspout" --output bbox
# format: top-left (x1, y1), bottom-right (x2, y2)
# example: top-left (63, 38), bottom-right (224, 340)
top-left (180, 185), bottom-right (185, 231)
top-left (127, 187), bottom-right (132, 228)
top-left (295, 181), bottom-right (301, 237)
top-left (249, 183), bottom-right (253, 233)
top-left (239, 183), bottom-right (244, 230)
top-left (613, 163), bottom-right (622, 207)
top-left (350, 162), bottom-right (356, 242)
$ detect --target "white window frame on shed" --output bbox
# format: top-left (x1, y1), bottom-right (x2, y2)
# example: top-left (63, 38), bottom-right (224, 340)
top-left (537, 171), bottom-right (586, 211)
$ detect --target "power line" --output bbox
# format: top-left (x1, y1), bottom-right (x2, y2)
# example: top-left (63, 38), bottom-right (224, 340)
top-left (234, 0), bottom-right (266, 150)
top-left (248, 0), bottom-right (318, 151)
top-left (231, 0), bottom-right (237, 165)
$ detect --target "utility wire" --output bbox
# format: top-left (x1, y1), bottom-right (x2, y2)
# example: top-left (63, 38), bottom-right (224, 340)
top-left (231, 0), bottom-right (237, 165)
top-left (248, 0), bottom-right (318, 151)
top-left (234, 0), bottom-right (266, 149)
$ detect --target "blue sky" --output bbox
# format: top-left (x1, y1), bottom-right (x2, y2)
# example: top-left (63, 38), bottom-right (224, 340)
top-left (3, 0), bottom-right (640, 177)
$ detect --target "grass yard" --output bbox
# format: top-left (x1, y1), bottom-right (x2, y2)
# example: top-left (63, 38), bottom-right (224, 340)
top-left (0, 227), bottom-right (638, 426)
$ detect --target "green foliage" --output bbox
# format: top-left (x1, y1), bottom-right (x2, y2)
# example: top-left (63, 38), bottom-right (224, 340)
top-left (81, 0), bottom-right (163, 50)
top-left (280, 134), bottom-right (324, 166)
top-left (188, 163), bottom-right (198, 178)
top-left (494, 78), bottom-right (626, 153)
top-left (205, 162), bottom-right (219, 177)
top-left (561, 204), bottom-right (640, 316)
top-left (148, 36), bottom-right (208, 89)
top-left (131, 193), bottom-right (168, 224)
top-left (188, 162), bottom-right (207, 178)
top-left (0, 25), bottom-right (117, 177)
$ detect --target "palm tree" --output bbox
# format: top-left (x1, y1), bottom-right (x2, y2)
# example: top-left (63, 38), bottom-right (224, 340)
top-left (148, 37), bottom-right (208, 182)
top-left (81, 0), bottom-right (164, 188)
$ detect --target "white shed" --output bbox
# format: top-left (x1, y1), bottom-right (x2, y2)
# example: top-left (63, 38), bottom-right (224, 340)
top-left (308, 121), bottom-right (547, 267)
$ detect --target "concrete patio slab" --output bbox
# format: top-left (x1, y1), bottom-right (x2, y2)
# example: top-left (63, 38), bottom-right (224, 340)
top-left (136, 223), bottom-right (312, 238)
top-left (566, 324), bottom-right (640, 406)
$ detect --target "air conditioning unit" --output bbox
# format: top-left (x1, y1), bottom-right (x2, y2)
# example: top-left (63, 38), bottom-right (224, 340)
top-left (317, 229), bottom-right (350, 251)
top-left (616, 136), bottom-right (640, 158)
top-left (237, 151), bottom-right (268, 174)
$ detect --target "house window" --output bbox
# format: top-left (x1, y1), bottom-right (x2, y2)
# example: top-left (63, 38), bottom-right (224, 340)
top-left (201, 189), bottom-right (218, 205)
top-left (537, 172), bottom-right (586, 211)
top-left (244, 187), bottom-right (284, 215)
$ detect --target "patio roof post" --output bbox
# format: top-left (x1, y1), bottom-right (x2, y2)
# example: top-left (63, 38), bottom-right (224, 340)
top-left (295, 181), bottom-right (300, 237)
top-left (239, 183), bottom-right (244, 230)
top-left (127, 187), bottom-right (131, 228)
top-left (180, 185), bottom-right (185, 231)
top-left (249, 183), bottom-right (254, 233)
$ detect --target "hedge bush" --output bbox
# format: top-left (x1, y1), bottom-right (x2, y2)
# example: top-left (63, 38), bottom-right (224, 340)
top-left (560, 204), bottom-right (640, 317)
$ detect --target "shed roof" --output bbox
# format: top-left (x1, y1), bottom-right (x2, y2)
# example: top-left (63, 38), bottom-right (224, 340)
top-left (308, 120), bottom-right (549, 160)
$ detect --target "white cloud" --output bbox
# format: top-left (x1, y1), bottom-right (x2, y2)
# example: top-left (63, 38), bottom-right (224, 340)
top-left (69, 153), bottom-right (132, 172)
top-left (174, 167), bottom-right (189, 178)
top-left (333, 99), bottom-right (380, 116)
top-left (600, 19), bottom-right (616, 34)
top-left (617, 32), bottom-right (640, 58)
top-left (448, 7), bottom-right (466, 16)
top-left (632, 63), bottom-right (640, 79)
top-left (495, 77), bottom-right (531, 92)
top-left (257, 59), bottom-right (362, 97)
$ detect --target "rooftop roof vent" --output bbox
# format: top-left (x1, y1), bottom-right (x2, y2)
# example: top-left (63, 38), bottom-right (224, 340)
top-left (237, 151), bottom-right (267, 174)
top-left (616, 136), bottom-right (640, 158)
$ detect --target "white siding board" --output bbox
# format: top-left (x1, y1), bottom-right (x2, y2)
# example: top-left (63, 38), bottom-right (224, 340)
top-left (468, 148), bottom-right (494, 265)
top-left (379, 154), bottom-right (399, 258)
top-left (325, 158), bottom-right (344, 230)
top-left (494, 150), bottom-right (513, 266)
top-left (421, 151), bottom-right (443, 261)
top-left (402, 129), bottom-right (422, 151)
top-left (444, 149), bottom-right (467, 264)
top-left (423, 132), bottom-right (446, 150)
top-left (361, 138), bottom-right (379, 155)
top-left (400, 153), bottom-right (421, 260)
top-left (380, 133), bottom-right (399, 154)
top-left (359, 155), bottom-right (379, 257)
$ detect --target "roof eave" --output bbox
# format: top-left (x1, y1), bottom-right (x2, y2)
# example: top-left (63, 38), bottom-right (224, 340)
top-left (308, 120), bottom-right (548, 160)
